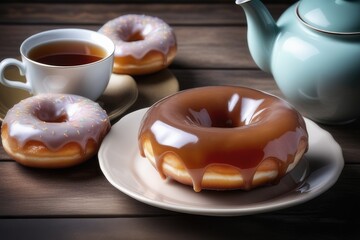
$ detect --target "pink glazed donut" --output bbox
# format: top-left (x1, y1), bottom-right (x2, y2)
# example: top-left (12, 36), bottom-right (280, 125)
top-left (99, 14), bottom-right (177, 75)
top-left (1, 94), bottom-right (110, 168)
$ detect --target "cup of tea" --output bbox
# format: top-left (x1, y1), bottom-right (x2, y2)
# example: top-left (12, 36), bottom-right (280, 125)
top-left (0, 28), bottom-right (115, 100)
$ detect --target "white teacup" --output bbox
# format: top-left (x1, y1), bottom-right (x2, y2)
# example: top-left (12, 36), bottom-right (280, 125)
top-left (0, 28), bottom-right (115, 101)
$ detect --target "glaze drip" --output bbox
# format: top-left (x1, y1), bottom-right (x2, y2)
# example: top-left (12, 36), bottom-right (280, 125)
top-left (138, 86), bottom-right (308, 192)
top-left (2, 94), bottom-right (110, 152)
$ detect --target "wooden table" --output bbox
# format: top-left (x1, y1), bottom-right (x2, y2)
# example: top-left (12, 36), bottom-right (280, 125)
top-left (0, 1), bottom-right (359, 239)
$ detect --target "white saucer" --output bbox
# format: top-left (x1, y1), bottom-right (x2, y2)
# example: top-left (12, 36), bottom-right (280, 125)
top-left (0, 66), bottom-right (138, 121)
top-left (98, 108), bottom-right (344, 216)
top-left (134, 68), bottom-right (179, 107)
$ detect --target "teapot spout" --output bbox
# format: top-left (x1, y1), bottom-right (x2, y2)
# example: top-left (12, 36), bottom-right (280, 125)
top-left (236, 0), bottom-right (278, 73)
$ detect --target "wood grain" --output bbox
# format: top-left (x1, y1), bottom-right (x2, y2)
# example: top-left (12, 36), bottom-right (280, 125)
top-left (0, 160), bottom-right (168, 217)
top-left (0, 211), bottom-right (358, 240)
top-left (0, 25), bottom-right (255, 69)
top-left (0, 159), bottom-right (359, 217)
top-left (0, 4), bottom-right (359, 239)
top-left (0, 3), bottom-right (288, 25)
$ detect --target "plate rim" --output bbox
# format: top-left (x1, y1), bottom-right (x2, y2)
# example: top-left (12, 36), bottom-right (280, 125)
top-left (105, 84), bottom-right (138, 121)
top-left (98, 108), bottom-right (344, 216)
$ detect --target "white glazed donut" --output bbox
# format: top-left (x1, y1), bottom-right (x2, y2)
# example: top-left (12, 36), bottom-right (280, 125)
top-left (99, 14), bottom-right (177, 75)
top-left (1, 94), bottom-right (110, 168)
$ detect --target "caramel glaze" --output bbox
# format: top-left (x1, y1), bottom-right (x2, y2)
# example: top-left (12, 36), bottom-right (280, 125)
top-left (138, 86), bottom-right (308, 192)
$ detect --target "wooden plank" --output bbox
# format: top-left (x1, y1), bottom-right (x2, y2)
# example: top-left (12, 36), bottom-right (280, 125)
top-left (0, 3), bottom-right (288, 25)
top-left (0, 160), bottom-right (169, 217)
top-left (0, 25), bottom-right (256, 69)
top-left (0, 212), bottom-right (357, 240)
top-left (173, 69), bottom-right (278, 93)
top-left (0, 159), bottom-right (359, 218)
top-left (175, 26), bottom-right (255, 69)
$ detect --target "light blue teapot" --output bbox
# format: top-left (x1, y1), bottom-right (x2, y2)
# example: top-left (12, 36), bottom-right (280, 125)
top-left (236, 0), bottom-right (360, 124)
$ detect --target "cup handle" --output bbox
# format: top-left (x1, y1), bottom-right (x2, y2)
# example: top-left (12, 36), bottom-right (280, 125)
top-left (0, 58), bottom-right (32, 92)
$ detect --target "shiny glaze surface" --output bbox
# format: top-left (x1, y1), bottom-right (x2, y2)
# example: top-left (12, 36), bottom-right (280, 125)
top-left (99, 14), bottom-right (176, 60)
top-left (2, 94), bottom-right (110, 151)
top-left (138, 86), bottom-right (308, 192)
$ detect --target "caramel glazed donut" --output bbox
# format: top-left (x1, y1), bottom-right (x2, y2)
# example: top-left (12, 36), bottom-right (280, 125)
top-left (138, 86), bottom-right (309, 192)
top-left (99, 14), bottom-right (177, 75)
top-left (1, 94), bottom-right (110, 168)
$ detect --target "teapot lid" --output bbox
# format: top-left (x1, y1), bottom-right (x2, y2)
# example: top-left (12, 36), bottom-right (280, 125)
top-left (297, 0), bottom-right (360, 34)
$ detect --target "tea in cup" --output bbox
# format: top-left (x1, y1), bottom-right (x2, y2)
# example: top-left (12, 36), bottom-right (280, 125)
top-left (0, 28), bottom-right (115, 101)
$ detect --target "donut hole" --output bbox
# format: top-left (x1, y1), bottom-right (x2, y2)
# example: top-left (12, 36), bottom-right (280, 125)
top-left (184, 95), bottom-right (268, 129)
top-left (35, 102), bottom-right (68, 123)
top-left (38, 113), bottom-right (68, 123)
top-left (125, 31), bottom-right (145, 42)
top-left (210, 117), bottom-right (238, 128)
top-left (186, 108), bottom-right (243, 129)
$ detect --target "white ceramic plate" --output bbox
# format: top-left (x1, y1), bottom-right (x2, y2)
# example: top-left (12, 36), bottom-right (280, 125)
top-left (99, 108), bottom-right (344, 216)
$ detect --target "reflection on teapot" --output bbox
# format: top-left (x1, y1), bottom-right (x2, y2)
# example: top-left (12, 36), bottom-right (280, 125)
top-left (236, 0), bottom-right (360, 124)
